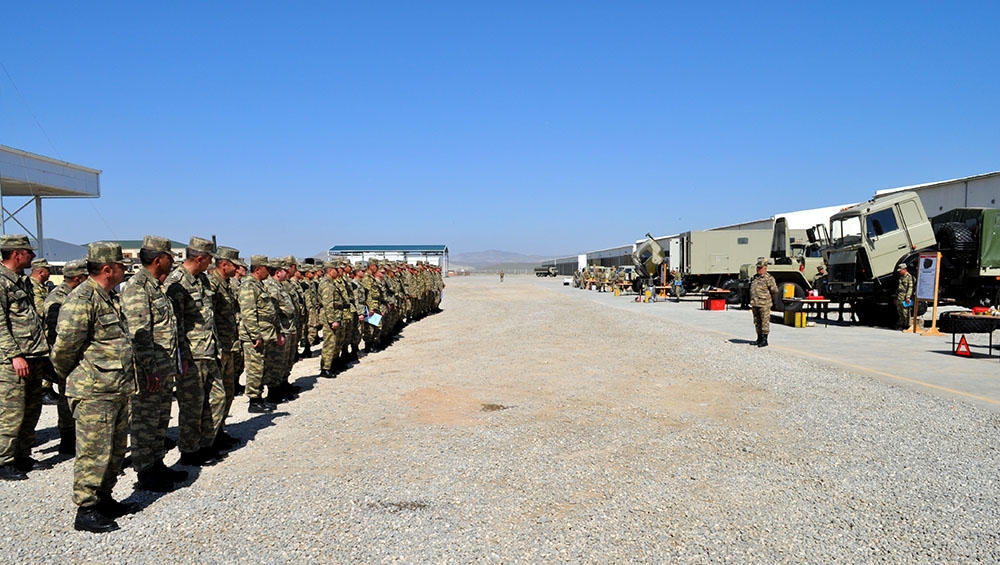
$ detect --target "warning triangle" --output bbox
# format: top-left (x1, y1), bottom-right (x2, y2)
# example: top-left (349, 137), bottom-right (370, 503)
top-left (955, 335), bottom-right (972, 357)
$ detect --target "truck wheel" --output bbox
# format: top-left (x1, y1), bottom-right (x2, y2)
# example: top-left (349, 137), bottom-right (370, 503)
top-left (774, 282), bottom-right (805, 312)
top-left (936, 222), bottom-right (975, 253)
top-left (721, 279), bottom-right (741, 304)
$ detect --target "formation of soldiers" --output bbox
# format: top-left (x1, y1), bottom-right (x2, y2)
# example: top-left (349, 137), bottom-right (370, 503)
top-left (572, 265), bottom-right (632, 293)
top-left (0, 234), bottom-right (444, 533)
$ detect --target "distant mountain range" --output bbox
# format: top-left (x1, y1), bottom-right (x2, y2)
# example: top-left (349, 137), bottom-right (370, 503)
top-left (449, 250), bottom-right (557, 271)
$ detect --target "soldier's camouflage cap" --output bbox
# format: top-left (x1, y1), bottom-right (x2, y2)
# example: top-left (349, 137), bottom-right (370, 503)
top-left (63, 259), bottom-right (88, 277)
top-left (30, 258), bottom-right (50, 269)
top-left (281, 255), bottom-right (298, 268)
top-left (250, 254), bottom-right (269, 269)
top-left (142, 235), bottom-right (172, 253)
top-left (187, 236), bottom-right (216, 257)
top-left (817, 265), bottom-right (825, 272)
top-left (88, 241), bottom-right (124, 264)
top-left (269, 258), bottom-right (285, 270)
top-left (897, 263), bottom-right (908, 271)
top-left (216, 246), bottom-right (241, 263)
top-left (755, 257), bottom-right (768, 268)
top-left (0, 234), bottom-right (34, 251)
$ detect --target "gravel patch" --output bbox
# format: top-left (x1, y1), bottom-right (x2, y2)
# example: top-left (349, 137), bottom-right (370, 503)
top-left (2, 275), bottom-right (998, 563)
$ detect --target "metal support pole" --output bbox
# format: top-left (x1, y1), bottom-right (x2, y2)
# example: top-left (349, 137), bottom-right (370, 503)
top-left (35, 196), bottom-right (44, 257)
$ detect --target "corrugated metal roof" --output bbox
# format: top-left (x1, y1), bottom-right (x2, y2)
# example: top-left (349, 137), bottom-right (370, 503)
top-left (876, 171), bottom-right (1000, 195)
top-left (329, 245), bottom-right (448, 253)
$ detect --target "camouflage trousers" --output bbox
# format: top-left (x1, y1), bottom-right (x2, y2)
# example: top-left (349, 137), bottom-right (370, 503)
top-left (70, 395), bottom-right (129, 507)
top-left (0, 357), bottom-right (45, 466)
top-left (320, 323), bottom-right (341, 370)
top-left (896, 299), bottom-right (912, 328)
top-left (176, 359), bottom-right (221, 454)
top-left (129, 375), bottom-right (175, 472)
top-left (244, 341), bottom-right (278, 399)
top-left (282, 331), bottom-right (298, 379)
top-left (752, 306), bottom-right (771, 335)
top-left (362, 316), bottom-right (380, 349)
top-left (232, 343), bottom-right (245, 389)
top-left (217, 348), bottom-right (238, 427)
top-left (40, 358), bottom-right (74, 438)
top-left (342, 316), bottom-right (359, 353)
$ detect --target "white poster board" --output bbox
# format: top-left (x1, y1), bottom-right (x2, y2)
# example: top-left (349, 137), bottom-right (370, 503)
top-left (916, 253), bottom-right (939, 301)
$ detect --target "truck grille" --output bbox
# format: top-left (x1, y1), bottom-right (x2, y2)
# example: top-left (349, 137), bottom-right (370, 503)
top-left (830, 263), bottom-right (856, 284)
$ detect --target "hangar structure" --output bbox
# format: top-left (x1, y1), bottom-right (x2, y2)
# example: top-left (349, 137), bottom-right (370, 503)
top-left (328, 244), bottom-right (449, 270)
top-left (0, 144), bottom-right (101, 257)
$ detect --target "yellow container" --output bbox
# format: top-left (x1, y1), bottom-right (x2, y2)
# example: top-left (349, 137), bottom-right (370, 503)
top-left (783, 311), bottom-right (807, 327)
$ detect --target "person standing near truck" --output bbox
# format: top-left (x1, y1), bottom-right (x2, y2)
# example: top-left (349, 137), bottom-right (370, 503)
top-left (749, 258), bottom-right (778, 347)
top-left (895, 263), bottom-right (915, 330)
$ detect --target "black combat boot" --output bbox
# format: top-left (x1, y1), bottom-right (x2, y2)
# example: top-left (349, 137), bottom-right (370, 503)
top-left (758, 334), bottom-right (769, 348)
top-left (248, 397), bottom-right (276, 413)
top-left (74, 506), bottom-right (119, 533)
top-left (154, 460), bottom-right (188, 482)
top-left (58, 433), bottom-right (76, 456)
top-left (41, 387), bottom-right (59, 405)
top-left (96, 495), bottom-right (137, 518)
top-left (214, 430), bottom-right (240, 450)
top-left (301, 345), bottom-right (312, 358)
top-left (318, 368), bottom-right (334, 379)
top-left (0, 463), bottom-right (28, 481)
top-left (136, 467), bottom-right (175, 492)
top-left (750, 332), bottom-right (761, 346)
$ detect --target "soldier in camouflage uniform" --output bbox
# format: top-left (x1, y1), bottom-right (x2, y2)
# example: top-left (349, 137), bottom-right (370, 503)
top-left (42, 258), bottom-right (89, 455)
top-left (749, 258), bottom-right (778, 347)
top-left (361, 261), bottom-right (385, 352)
top-left (346, 265), bottom-right (366, 359)
top-left (51, 242), bottom-right (135, 533)
top-left (230, 258), bottom-right (246, 395)
top-left (29, 258), bottom-right (59, 405)
top-left (122, 236), bottom-right (187, 492)
top-left (165, 236), bottom-right (225, 467)
top-left (208, 246), bottom-right (242, 450)
top-left (266, 259), bottom-right (298, 402)
top-left (239, 256), bottom-right (281, 413)
top-left (302, 266), bottom-right (322, 348)
top-left (895, 263), bottom-right (915, 330)
top-left (0, 235), bottom-right (50, 481)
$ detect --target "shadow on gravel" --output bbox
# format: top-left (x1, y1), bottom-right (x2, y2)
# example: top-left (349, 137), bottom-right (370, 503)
top-left (728, 338), bottom-right (760, 345)
top-left (227, 410), bottom-right (290, 445)
top-left (292, 375), bottom-right (319, 394)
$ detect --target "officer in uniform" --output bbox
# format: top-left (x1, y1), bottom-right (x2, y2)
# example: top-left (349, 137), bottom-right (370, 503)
top-left (265, 259), bottom-right (297, 403)
top-left (239, 256), bottom-right (281, 413)
top-left (122, 235), bottom-right (187, 492)
top-left (42, 259), bottom-right (88, 455)
top-left (749, 257), bottom-right (778, 347)
top-left (0, 235), bottom-right (49, 481)
top-left (895, 263), bottom-right (915, 330)
top-left (208, 246), bottom-right (242, 450)
top-left (165, 236), bottom-right (224, 467)
top-left (51, 242), bottom-right (135, 533)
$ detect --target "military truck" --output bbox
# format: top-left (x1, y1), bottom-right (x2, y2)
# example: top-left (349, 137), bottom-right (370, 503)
top-left (631, 229), bottom-right (771, 302)
top-left (929, 207), bottom-right (1000, 307)
top-left (822, 191), bottom-right (1000, 325)
top-left (737, 218), bottom-right (827, 311)
top-left (534, 265), bottom-right (558, 277)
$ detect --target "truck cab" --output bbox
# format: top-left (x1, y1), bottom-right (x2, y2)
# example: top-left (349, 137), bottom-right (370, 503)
top-left (825, 192), bottom-right (936, 322)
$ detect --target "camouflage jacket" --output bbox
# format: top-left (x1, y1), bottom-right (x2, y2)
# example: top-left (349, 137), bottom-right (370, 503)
top-left (361, 273), bottom-right (381, 314)
top-left (30, 277), bottom-right (48, 315)
top-left (208, 270), bottom-right (240, 352)
top-left (264, 277), bottom-right (296, 333)
top-left (165, 265), bottom-right (218, 362)
top-left (51, 278), bottom-right (135, 399)
top-left (122, 268), bottom-right (179, 380)
top-left (749, 272), bottom-right (778, 308)
top-left (238, 276), bottom-right (277, 344)
top-left (282, 279), bottom-right (306, 327)
top-left (348, 277), bottom-right (367, 315)
top-left (43, 281), bottom-right (74, 346)
top-left (0, 263), bottom-right (48, 362)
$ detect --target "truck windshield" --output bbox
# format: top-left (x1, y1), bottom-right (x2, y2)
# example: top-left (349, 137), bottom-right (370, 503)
top-left (830, 216), bottom-right (862, 247)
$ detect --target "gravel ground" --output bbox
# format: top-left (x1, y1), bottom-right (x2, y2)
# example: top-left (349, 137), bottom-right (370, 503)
top-left (2, 274), bottom-right (999, 563)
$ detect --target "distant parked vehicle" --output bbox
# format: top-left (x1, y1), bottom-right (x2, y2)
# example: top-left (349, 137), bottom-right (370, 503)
top-left (534, 266), bottom-right (558, 277)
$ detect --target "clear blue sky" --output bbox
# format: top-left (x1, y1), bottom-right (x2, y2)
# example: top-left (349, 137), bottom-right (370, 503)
top-left (1, 2), bottom-right (997, 258)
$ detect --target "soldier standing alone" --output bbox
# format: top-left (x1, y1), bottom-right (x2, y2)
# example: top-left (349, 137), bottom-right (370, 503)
top-left (749, 258), bottom-right (778, 347)
top-left (895, 263), bottom-right (915, 330)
